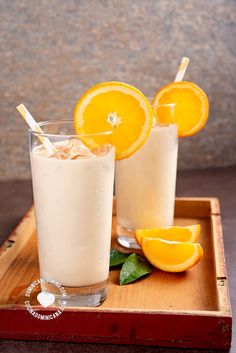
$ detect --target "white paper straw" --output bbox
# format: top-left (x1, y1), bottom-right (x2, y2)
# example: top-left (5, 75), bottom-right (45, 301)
top-left (16, 104), bottom-right (56, 156)
top-left (174, 57), bottom-right (190, 82)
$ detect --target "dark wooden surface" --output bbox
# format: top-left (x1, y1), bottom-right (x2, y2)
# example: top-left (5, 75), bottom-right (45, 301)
top-left (0, 166), bottom-right (235, 353)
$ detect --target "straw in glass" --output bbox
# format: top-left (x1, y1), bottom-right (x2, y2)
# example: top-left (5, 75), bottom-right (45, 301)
top-left (174, 57), bottom-right (190, 82)
top-left (16, 104), bottom-right (56, 156)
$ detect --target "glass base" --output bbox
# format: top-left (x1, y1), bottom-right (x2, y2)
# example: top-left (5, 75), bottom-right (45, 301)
top-left (117, 224), bottom-right (140, 249)
top-left (41, 280), bottom-right (107, 307)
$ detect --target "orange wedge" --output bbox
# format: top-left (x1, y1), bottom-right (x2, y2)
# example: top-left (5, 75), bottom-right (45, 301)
top-left (74, 82), bottom-right (153, 160)
top-left (141, 237), bottom-right (203, 272)
top-left (135, 225), bottom-right (201, 246)
top-left (152, 81), bottom-right (209, 137)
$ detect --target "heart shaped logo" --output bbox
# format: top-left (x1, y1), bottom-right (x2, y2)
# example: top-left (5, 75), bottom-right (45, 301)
top-left (37, 292), bottom-right (55, 308)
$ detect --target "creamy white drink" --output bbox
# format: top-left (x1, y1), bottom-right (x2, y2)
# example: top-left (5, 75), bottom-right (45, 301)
top-left (115, 124), bottom-right (178, 247)
top-left (30, 139), bottom-right (115, 288)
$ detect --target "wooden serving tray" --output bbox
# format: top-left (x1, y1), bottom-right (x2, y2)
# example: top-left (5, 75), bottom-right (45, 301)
top-left (0, 198), bottom-right (232, 350)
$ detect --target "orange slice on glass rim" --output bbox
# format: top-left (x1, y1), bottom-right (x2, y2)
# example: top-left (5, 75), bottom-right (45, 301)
top-left (152, 81), bottom-right (209, 137)
top-left (141, 237), bottom-right (203, 272)
top-left (74, 82), bottom-right (153, 159)
top-left (135, 224), bottom-right (201, 246)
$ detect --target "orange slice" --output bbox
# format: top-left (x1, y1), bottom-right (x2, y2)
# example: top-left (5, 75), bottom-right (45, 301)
top-left (135, 225), bottom-right (201, 246)
top-left (141, 237), bottom-right (203, 272)
top-left (152, 81), bottom-right (209, 137)
top-left (74, 82), bottom-right (153, 160)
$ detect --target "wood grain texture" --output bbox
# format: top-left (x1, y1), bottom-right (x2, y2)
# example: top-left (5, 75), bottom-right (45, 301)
top-left (0, 308), bottom-right (232, 349)
top-left (0, 198), bottom-right (232, 349)
top-left (0, 206), bottom-right (35, 280)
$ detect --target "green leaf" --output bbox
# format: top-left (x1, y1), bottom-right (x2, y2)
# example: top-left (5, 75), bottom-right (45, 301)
top-left (120, 253), bottom-right (152, 285)
top-left (109, 249), bottom-right (130, 268)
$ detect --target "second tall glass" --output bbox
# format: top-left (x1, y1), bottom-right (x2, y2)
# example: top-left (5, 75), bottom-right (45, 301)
top-left (115, 105), bottom-right (178, 249)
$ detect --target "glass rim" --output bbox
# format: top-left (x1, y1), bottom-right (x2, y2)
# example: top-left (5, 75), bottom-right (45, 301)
top-left (152, 122), bottom-right (178, 128)
top-left (29, 119), bottom-right (113, 138)
top-left (151, 103), bottom-right (176, 108)
top-left (147, 97), bottom-right (176, 106)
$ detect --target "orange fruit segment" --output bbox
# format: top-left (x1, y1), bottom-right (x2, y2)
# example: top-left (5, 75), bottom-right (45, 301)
top-left (152, 81), bottom-right (209, 137)
top-left (135, 225), bottom-right (201, 246)
top-left (141, 237), bottom-right (203, 272)
top-left (74, 82), bottom-right (153, 160)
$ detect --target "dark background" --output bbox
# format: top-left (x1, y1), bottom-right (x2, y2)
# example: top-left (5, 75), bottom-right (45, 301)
top-left (0, 0), bottom-right (236, 179)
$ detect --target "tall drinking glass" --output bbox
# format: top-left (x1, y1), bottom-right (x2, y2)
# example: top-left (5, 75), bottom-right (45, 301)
top-left (115, 105), bottom-right (178, 248)
top-left (29, 120), bottom-right (115, 306)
